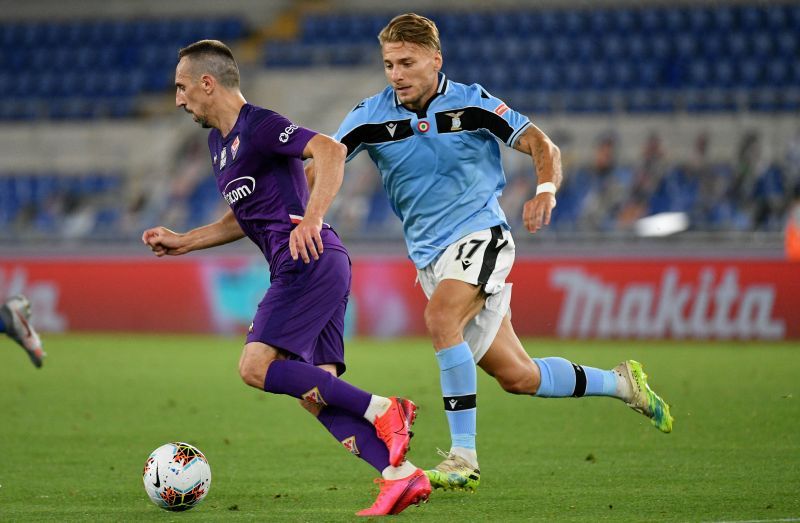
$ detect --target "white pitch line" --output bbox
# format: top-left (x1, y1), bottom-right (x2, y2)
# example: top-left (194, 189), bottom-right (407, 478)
top-left (703, 518), bottom-right (800, 523)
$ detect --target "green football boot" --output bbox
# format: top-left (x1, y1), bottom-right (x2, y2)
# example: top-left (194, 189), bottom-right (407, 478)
top-left (425, 449), bottom-right (480, 492)
top-left (615, 360), bottom-right (673, 433)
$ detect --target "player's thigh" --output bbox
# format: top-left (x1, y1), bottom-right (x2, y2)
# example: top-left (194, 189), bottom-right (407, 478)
top-left (422, 226), bottom-right (514, 332)
top-left (478, 315), bottom-right (540, 395)
top-left (426, 278), bottom-right (485, 329)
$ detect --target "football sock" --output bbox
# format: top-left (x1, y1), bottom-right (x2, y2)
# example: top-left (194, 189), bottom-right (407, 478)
top-left (382, 461), bottom-right (418, 480)
top-left (533, 357), bottom-right (618, 398)
top-left (263, 359), bottom-right (371, 417)
top-left (435, 341), bottom-right (477, 451)
top-left (0, 314), bottom-right (6, 333)
top-left (317, 406), bottom-right (390, 473)
top-left (363, 395), bottom-right (391, 423)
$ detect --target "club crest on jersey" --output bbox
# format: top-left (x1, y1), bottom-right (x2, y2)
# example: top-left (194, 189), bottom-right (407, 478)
top-left (446, 111), bottom-right (464, 131)
top-left (231, 136), bottom-right (240, 160)
top-left (220, 147), bottom-right (227, 169)
top-left (341, 436), bottom-right (360, 455)
top-left (417, 120), bottom-right (430, 133)
top-left (301, 387), bottom-right (327, 406)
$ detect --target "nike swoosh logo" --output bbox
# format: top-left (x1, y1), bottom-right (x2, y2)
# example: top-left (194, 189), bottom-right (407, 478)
top-left (153, 463), bottom-right (161, 488)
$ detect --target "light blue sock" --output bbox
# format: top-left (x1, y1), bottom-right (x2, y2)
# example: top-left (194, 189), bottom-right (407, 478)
top-left (533, 357), bottom-right (618, 398)
top-left (435, 341), bottom-right (477, 450)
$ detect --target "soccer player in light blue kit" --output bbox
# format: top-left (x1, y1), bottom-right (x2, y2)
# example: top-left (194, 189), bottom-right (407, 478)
top-left (316, 13), bottom-right (674, 491)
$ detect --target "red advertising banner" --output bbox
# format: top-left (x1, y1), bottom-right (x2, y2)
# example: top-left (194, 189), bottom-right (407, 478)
top-left (1, 257), bottom-right (798, 339)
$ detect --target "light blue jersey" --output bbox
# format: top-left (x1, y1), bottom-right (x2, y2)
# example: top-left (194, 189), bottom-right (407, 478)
top-left (334, 73), bottom-right (531, 269)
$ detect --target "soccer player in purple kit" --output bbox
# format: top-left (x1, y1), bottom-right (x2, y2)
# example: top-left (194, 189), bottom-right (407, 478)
top-left (141, 40), bottom-right (430, 516)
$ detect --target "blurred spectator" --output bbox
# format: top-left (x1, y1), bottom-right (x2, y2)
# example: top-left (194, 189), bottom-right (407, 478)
top-left (577, 131), bottom-right (631, 231)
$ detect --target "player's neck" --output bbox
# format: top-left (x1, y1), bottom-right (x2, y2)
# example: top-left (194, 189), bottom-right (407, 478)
top-left (403, 80), bottom-right (438, 113)
top-left (216, 93), bottom-right (248, 137)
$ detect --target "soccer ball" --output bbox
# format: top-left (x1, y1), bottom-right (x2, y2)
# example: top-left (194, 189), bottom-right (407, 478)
top-left (142, 442), bottom-right (212, 511)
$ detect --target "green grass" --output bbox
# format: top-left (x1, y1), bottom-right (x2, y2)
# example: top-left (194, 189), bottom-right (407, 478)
top-left (1, 334), bottom-right (799, 522)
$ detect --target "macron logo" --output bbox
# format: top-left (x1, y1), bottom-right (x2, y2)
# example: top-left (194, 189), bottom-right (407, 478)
top-left (448, 399), bottom-right (458, 409)
top-left (386, 122), bottom-right (397, 137)
top-left (223, 176), bottom-right (255, 205)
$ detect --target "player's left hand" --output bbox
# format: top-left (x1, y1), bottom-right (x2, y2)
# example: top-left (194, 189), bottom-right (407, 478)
top-left (522, 193), bottom-right (556, 234)
top-left (290, 217), bottom-right (324, 263)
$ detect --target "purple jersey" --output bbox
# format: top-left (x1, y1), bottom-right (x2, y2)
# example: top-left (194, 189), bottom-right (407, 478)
top-left (208, 104), bottom-right (323, 265)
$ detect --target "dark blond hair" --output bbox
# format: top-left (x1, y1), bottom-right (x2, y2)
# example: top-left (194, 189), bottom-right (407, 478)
top-left (178, 39), bottom-right (240, 88)
top-left (378, 13), bottom-right (441, 53)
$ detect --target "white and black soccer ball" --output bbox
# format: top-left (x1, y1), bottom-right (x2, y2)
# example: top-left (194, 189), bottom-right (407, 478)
top-left (142, 442), bottom-right (211, 511)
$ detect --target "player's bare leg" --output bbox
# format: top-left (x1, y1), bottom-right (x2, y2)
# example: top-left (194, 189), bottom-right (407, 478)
top-left (480, 315), bottom-right (673, 432)
top-left (424, 279), bottom-right (485, 490)
top-left (478, 314), bottom-right (540, 394)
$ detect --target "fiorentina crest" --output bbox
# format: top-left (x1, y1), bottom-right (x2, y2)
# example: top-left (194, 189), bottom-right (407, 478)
top-left (301, 387), bottom-right (327, 406)
top-left (341, 436), bottom-right (360, 455)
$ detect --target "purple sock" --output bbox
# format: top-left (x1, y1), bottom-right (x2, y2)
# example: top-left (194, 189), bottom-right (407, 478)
top-left (263, 359), bottom-right (372, 418)
top-left (317, 406), bottom-right (390, 472)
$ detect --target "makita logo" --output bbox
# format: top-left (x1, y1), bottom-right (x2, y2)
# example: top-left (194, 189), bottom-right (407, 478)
top-left (223, 176), bottom-right (255, 205)
top-left (551, 267), bottom-right (785, 339)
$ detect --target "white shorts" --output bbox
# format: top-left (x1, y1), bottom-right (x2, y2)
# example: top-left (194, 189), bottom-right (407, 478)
top-left (417, 226), bottom-right (515, 363)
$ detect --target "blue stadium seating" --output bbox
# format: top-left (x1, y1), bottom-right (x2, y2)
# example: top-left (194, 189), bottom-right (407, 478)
top-left (264, 4), bottom-right (798, 115)
top-left (0, 17), bottom-right (246, 120)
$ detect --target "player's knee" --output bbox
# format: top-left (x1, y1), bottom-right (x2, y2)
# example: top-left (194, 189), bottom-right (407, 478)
top-left (238, 351), bottom-right (271, 389)
top-left (238, 360), bottom-right (264, 388)
top-left (424, 305), bottom-right (459, 340)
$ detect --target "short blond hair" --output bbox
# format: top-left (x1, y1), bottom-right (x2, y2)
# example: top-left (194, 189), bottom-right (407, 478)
top-left (378, 13), bottom-right (441, 53)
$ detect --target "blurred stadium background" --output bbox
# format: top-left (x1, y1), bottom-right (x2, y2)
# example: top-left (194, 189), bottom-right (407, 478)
top-left (0, 0), bottom-right (798, 339)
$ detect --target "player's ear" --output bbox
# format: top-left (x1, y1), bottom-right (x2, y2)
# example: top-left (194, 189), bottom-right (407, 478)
top-left (433, 51), bottom-right (442, 72)
top-left (200, 74), bottom-right (215, 94)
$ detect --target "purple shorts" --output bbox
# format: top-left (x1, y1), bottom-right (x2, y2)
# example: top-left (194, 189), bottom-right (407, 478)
top-left (246, 239), bottom-right (351, 375)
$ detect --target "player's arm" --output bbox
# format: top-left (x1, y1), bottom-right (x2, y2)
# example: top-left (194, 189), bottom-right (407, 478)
top-left (513, 123), bottom-right (562, 234)
top-left (304, 159), bottom-right (316, 192)
top-left (142, 208), bottom-right (245, 257)
top-left (289, 134), bottom-right (346, 263)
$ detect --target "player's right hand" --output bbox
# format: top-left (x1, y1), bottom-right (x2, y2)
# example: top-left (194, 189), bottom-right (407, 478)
top-left (142, 226), bottom-right (188, 257)
top-left (289, 217), bottom-right (324, 263)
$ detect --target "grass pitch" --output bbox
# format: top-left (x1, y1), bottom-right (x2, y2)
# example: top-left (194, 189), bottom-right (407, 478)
top-left (1, 334), bottom-right (799, 522)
